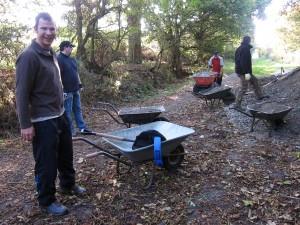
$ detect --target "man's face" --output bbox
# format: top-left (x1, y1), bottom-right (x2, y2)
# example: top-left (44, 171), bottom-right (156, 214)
top-left (64, 46), bottom-right (73, 56)
top-left (35, 18), bottom-right (56, 49)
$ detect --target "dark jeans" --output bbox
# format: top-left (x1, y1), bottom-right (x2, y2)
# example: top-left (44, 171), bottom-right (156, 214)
top-left (32, 114), bottom-right (75, 206)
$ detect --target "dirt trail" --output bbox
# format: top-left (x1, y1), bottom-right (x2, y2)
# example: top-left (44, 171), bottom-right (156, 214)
top-left (0, 72), bottom-right (299, 225)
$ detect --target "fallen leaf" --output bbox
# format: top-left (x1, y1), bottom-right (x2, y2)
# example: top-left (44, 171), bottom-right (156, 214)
top-left (77, 157), bottom-right (84, 163)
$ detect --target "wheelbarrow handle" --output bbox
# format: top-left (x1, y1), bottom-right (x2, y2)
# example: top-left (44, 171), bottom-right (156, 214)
top-left (230, 107), bottom-right (252, 117)
top-left (83, 131), bottom-right (135, 142)
top-left (96, 101), bottom-right (119, 114)
top-left (86, 151), bottom-right (102, 158)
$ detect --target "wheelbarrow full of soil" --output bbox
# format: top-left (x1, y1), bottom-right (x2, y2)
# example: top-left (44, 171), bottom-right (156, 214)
top-left (73, 121), bottom-right (195, 188)
top-left (95, 102), bottom-right (168, 127)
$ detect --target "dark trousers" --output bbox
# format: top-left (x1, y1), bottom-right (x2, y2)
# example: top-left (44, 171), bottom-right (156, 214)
top-left (235, 74), bottom-right (263, 106)
top-left (32, 114), bottom-right (75, 206)
top-left (215, 74), bottom-right (222, 86)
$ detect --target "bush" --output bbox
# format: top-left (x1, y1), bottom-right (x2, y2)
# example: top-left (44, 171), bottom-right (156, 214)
top-left (79, 62), bottom-right (177, 103)
top-left (0, 70), bottom-right (18, 137)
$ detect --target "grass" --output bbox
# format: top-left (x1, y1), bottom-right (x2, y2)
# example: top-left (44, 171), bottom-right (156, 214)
top-left (223, 58), bottom-right (296, 77)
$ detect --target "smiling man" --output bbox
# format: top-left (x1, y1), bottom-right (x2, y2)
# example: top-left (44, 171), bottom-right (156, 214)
top-left (15, 12), bottom-right (86, 216)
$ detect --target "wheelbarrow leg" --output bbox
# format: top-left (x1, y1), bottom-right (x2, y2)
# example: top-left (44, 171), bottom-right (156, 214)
top-left (204, 98), bottom-right (209, 107)
top-left (250, 117), bottom-right (256, 132)
top-left (116, 155), bottom-right (133, 175)
top-left (142, 163), bottom-right (155, 190)
top-left (263, 120), bottom-right (274, 137)
top-left (210, 99), bottom-right (215, 108)
top-left (131, 162), bottom-right (155, 189)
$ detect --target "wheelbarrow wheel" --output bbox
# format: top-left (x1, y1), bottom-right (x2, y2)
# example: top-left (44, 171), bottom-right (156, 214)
top-left (163, 144), bottom-right (184, 170)
top-left (152, 116), bottom-right (169, 122)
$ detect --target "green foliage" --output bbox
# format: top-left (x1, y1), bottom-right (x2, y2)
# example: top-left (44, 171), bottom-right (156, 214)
top-left (0, 71), bottom-right (18, 136)
top-left (0, 21), bottom-right (28, 68)
top-left (144, 0), bottom-right (271, 71)
top-left (79, 62), bottom-right (177, 102)
top-left (223, 58), bottom-right (295, 77)
top-left (279, 0), bottom-right (300, 51)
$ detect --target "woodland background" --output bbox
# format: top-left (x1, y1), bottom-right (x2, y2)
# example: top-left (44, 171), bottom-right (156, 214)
top-left (0, 0), bottom-right (300, 136)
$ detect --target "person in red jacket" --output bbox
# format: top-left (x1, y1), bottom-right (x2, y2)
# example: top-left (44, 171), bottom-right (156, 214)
top-left (208, 51), bottom-right (224, 85)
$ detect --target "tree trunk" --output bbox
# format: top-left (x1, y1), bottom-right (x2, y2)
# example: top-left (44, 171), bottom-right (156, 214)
top-left (170, 42), bottom-right (183, 78)
top-left (127, 0), bottom-right (142, 64)
top-left (74, 0), bottom-right (86, 60)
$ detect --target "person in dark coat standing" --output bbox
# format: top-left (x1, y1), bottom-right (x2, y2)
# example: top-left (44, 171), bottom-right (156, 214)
top-left (57, 41), bottom-right (91, 136)
top-left (15, 12), bottom-right (86, 216)
top-left (233, 36), bottom-right (268, 109)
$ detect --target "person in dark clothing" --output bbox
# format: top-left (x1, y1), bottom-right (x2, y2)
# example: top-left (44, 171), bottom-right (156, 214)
top-left (57, 41), bottom-right (91, 136)
top-left (15, 12), bottom-right (86, 216)
top-left (233, 36), bottom-right (268, 109)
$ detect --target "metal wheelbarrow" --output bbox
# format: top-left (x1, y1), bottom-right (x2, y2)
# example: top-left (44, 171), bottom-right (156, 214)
top-left (232, 101), bottom-right (293, 136)
top-left (95, 102), bottom-right (168, 127)
top-left (193, 85), bottom-right (235, 107)
top-left (73, 121), bottom-right (195, 188)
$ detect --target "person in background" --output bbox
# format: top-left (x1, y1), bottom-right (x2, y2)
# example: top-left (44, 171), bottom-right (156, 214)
top-left (15, 12), bottom-right (86, 216)
top-left (57, 41), bottom-right (92, 136)
top-left (208, 51), bottom-right (224, 85)
top-left (233, 35), bottom-right (268, 109)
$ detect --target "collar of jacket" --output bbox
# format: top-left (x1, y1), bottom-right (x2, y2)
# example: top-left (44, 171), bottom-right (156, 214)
top-left (31, 39), bottom-right (55, 57)
top-left (59, 52), bottom-right (70, 58)
top-left (241, 42), bottom-right (253, 49)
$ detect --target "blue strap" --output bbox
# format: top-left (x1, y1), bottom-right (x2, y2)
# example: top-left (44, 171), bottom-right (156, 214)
top-left (154, 136), bottom-right (164, 167)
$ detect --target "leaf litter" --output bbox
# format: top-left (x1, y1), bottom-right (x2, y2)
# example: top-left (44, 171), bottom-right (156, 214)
top-left (0, 69), bottom-right (299, 224)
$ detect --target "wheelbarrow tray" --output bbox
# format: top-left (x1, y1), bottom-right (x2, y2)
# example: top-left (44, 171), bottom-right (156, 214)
top-left (103, 121), bottom-right (195, 162)
top-left (118, 106), bottom-right (165, 124)
top-left (196, 86), bottom-right (232, 100)
top-left (247, 102), bottom-right (292, 121)
top-left (192, 71), bottom-right (217, 86)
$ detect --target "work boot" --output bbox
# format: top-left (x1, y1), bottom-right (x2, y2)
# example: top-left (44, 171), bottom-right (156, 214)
top-left (61, 185), bottom-right (86, 196)
top-left (41, 202), bottom-right (68, 216)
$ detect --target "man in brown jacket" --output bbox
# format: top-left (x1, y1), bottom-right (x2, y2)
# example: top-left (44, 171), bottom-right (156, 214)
top-left (15, 12), bottom-right (85, 216)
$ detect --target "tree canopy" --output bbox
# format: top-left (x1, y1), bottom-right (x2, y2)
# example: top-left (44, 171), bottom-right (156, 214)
top-left (279, 0), bottom-right (300, 51)
top-left (0, 0), bottom-right (271, 75)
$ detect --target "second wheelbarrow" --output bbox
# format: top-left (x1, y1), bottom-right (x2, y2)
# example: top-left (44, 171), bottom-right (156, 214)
top-left (193, 85), bottom-right (235, 107)
top-left (232, 101), bottom-right (293, 136)
top-left (95, 102), bottom-right (168, 127)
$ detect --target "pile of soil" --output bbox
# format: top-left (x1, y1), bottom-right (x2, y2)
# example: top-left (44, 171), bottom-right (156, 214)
top-left (224, 68), bottom-right (300, 137)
